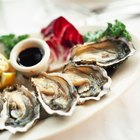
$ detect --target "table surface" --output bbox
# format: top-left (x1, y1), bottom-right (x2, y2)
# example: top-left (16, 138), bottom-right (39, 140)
top-left (0, 0), bottom-right (140, 140)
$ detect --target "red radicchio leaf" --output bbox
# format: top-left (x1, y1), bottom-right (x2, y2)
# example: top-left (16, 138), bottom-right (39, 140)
top-left (61, 25), bottom-right (83, 48)
top-left (41, 16), bottom-right (83, 70)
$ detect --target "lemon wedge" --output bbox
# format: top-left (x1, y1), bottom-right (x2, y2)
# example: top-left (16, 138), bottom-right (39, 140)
top-left (0, 53), bottom-right (16, 90)
top-left (0, 72), bottom-right (16, 90)
top-left (0, 53), bottom-right (9, 73)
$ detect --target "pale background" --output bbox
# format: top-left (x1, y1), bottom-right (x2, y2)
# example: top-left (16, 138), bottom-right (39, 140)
top-left (0, 0), bottom-right (140, 140)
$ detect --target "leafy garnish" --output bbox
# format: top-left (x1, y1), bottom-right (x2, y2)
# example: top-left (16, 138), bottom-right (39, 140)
top-left (103, 20), bottom-right (132, 41)
top-left (83, 30), bottom-right (103, 42)
top-left (0, 34), bottom-right (29, 58)
top-left (41, 16), bottom-right (83, 67)
top-left (84, 20), bottom-right (132, 43)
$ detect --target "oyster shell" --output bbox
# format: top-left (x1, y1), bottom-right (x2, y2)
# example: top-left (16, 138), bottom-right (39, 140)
top-left (0, 95), bottom-right (3, 116)
top-left (31, 72), bottom-right (78, 116)
top-left (2, 85), bottom-right (40, 133)
top-left (0, 94), bottom-right (5, 130)
top-left (63, 63), bottom-right (111, 104)
top-left (70, 38), bottom-right (135, 67)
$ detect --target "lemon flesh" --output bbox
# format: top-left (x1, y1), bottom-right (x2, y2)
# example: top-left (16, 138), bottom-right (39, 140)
top-left (0, 72), bottom-right (16, 90)
top-left (0, 53), bottom-right (9, 73)
top-left (0, 53), bottom-right (16, 90)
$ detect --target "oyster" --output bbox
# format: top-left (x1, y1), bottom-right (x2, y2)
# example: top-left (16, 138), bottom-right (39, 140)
top-left (0, 95), bottom-right (3, 116)
top-left (31, 72), bottom-right (78, 116)
top-left (63, 63), bottom-right (111, 104)
top-left (0, 95), bottom-right (5, 130)
top-left (2, 85), bottom-right (40, 133)
top-left (70, 38), bottom-right (135, 68)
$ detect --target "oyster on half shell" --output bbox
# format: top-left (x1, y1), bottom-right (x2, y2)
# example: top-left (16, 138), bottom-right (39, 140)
top-left (70, 38), bottom-right (135, 68)
top-left (31, 72), bottom-right (78, 116)
top-left (0, 95), bottom-right (3, 117)
top-left (63, 63), bottom-right (111, 104)
top-left (1, 85), bottom-right (40, 133)
top-left (0, 95), bottom-right (5, 130)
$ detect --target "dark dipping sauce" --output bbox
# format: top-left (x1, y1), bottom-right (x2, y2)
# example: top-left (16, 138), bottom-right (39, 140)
top-left (17, 47), bottom-right (44, 67)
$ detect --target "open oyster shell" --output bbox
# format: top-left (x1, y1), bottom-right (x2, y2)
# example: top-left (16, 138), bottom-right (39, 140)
top-left (1, 85), bottom-right (40, 133)
top-left (0, 95), bottom-right (5, 130)
top-left (63, 63), bottom-right (111, 104)
top-left (70, 38), bottom-right (135, 68)
top-left (0, 95), bottom-right (3, 118)
top-left (31, 72), bottom-right (78, 116)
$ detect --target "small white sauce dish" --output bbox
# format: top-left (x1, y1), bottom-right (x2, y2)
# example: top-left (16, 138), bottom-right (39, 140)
top-left (10, 38), bottom-right (50, 77)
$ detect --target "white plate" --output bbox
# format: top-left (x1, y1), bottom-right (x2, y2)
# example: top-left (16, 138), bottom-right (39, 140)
top-left (0, 26), bottom-right (140, 140)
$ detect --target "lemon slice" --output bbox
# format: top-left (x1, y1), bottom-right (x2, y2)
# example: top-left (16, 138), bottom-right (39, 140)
top-left (0, 53), bottom-right (9, 73)
top-left (0, 72), bottom-right (16, 90)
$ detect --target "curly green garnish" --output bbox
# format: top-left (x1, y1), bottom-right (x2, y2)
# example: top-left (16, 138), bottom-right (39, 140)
top-left (84, 20), bottom-right (132, 43)
top-left (0, 34), bottom-right (29, 58)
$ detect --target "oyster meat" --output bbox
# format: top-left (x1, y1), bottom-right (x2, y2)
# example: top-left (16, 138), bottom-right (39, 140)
top-left (70, 38), bottom-right (135, 67)
top-left (63, 63), bottom-right (111, 104)
top-left (1, 85), bottom-right (40, 133)
top-left (31, 72), bottom-right (78, 116)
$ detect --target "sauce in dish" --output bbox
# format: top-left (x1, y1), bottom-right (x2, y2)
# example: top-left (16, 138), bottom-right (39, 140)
top-left (17, 47), bottom-right (44, 67)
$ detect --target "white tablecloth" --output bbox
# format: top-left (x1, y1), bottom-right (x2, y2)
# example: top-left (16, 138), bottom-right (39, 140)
top-left (0, 0), bottom-right (140, 140)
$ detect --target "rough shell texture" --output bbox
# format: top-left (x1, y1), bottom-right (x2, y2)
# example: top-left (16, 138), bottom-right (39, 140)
top-left (0, 95), bottom-right (3, 116)
top-left (63, 63), bottom-right (111, 104)
top-left (70, 38), bottom-right (135, 67)
top-left (0, 95), bottom-right (5, 130)
top-left (1, 85), bottom-right (40, 133)
top-left (31, 72), bottom-right (78, 116)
